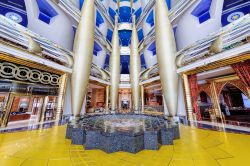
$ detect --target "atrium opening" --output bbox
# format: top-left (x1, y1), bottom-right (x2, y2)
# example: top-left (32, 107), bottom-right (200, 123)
top-left (0, 0), bottom-right (250, 165)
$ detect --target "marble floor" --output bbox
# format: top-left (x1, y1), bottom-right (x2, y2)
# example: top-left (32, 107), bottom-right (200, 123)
top-left (0, 124), bottom-right (250, 166)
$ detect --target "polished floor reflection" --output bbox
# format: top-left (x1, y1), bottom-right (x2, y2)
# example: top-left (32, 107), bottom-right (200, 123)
top-left (0, 124), bottom-right (250, 166)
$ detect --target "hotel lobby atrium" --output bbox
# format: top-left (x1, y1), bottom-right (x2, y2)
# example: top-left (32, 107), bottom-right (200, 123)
top-left (0, 0), bottom-right (250, 165)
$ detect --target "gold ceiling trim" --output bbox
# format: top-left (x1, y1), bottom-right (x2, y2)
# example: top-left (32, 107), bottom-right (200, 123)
top-left (184, 53), bottom-right (250, 75)
top-left (0, 53), bottom-right (64, 75)
top-left (89, 80), bottom-right (107, 88)
top-left (143, 80), bottom-right (161, 88)
top-left (207, 74), bottom-right (239, 83)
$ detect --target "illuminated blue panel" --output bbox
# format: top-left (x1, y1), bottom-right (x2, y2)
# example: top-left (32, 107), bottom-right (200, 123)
top-left (121, 55), bottom-right (130, 74)
top-left (36, 0), bottom-right (58, 24)
top-left (148, 42), bottom-right (156, 56)
top-left (191, 0), bottom-right (212, 24)
top-left (113, 0), bottom-right (134, 2)
top-left (93, 41), bottom-right (102, 56)
top-left (96, 10), bottom-right (104, 27)
top-left (108, 7), bottom-right (116, 22)
top-left (223, 0), bottom-right (245, 10)
top-left (104, 54), bottom-right (110, 69)
top-left (222, 0), bottom-right (250, 26)
top-left (106, 29), bottom-right (113, 42)
top-left (5, 0), bottom-right (26, 10)
top-left (137, 28), bottom-right (144, 42)
top-left (146, 10), bottom-right (154, 27)
top-left (80, 0), bottom-right (84, 9)
top-left (0, 0), bottom-right (28, 27)
top-left (119, 7), bottom-right (133, 23)
top-left (166, 0), bottom-right (171, 10)
top-left (141, 54), bottom-right (146, 69)
top-left (72, 26), bottom-right (77, 40)
top-left (119, 30), bottom-right (132, 46)
top-left (134, 8), bottom-right (142, 20)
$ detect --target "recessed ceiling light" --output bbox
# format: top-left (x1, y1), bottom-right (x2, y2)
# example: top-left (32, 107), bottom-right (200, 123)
top-left (5, 12), bottom-right (23, 23)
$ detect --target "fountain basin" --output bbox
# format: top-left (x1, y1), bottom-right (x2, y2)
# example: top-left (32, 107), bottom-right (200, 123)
top-left (66, 114), bottom-right (180, 153)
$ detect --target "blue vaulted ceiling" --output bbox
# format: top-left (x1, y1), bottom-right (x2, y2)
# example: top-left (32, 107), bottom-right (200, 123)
top-left (148, 42), bottom-right (156, 56)
top-left (93, 41), bottom-right (102, 56)
top-left (121, 55), bottom-right (130, 74)
top-left (0, 0), bottom-right (28, 27)
top-left (118, 7), bottom-right (134, 23)
top-left (119, 30), bottom-right (132, 46)
top-left (36, 0), bottom-right (58, 24)
top-left (189, 0), bottom-right (250, 26)
top-left (222, 0), bottom-right (250, 26)
top-left (2, 0), bottom-right (249, 72)
top-left (191, 0), bottom-right (212, 24)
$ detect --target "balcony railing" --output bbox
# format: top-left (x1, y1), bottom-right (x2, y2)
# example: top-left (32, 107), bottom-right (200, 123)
top-left (176, 14), bottom-right (250, 67)
top-left (0, 15), bottom-right (73, 68)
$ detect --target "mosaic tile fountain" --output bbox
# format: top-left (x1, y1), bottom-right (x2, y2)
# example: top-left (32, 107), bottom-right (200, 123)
top-left (66, 114), bottom-right (180, 153)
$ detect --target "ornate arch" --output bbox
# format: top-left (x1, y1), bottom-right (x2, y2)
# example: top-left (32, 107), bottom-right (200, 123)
top-left (198, 84), bottom-right (212, 98)
top-left (216, 80), bottom-right (250, 98)
top-left (228, 80), bottom-right (249, 98)
top-left (216, 81), bottom-right (228, 97)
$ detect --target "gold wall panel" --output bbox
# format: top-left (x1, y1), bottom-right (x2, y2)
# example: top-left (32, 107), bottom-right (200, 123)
top-left (0, 61), bottom-right (60, 86)
top-left (184, 53), bottom-right (250, 75)
top-left (0, 53), bottom-right (64, 75)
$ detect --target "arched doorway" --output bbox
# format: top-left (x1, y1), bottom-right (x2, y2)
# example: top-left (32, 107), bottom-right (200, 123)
top-left (198, 91), bottom-right (212, 121)
top-left (219, 83), bottom-right (250, 126)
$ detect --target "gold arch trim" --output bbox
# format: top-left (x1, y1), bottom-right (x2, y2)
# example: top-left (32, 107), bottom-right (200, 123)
top-left (0, 53), bottom-right (64, 75)
top-left (216, 80), bottom-right (249, 98)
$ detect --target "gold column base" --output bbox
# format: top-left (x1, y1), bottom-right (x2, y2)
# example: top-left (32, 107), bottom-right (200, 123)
top-left (210, 82), bottom-right (223, 119)
top-left (141, 85), bottom-right (145, 113)
top-left (56, 74), bottom-right (68, 121)
top-left (39, 96), bottom-right (49, 123)
top-left (247, 88), bottom-right (250, 99)
top-left (182, 74), bottom-right (194, 121)
top-left (1, 94), bottom-right (14, 127)
top-left (105, 85), bottom-right (110, 113)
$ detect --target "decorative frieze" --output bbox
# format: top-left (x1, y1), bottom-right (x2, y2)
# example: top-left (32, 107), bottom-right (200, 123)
top-left (0, 61), bottom-right (60, 86)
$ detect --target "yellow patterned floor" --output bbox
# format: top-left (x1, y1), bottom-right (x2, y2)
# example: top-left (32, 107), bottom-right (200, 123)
top-left (0, 125), bottom-right (250, 166)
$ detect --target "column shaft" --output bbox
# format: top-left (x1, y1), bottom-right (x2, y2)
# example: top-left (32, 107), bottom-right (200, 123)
top-left (39, 96), bottom-right (49, 123)
top-left (210, 82), bottom-right (222, 119)
top-left (1, 94), bottom-right (14, 127)
top-left (81, 96), bottom-right (87, 115)
top-left (247, 88), bottom-right (250, 99)
top-left (155, 0), bottom-right (178, 116)
top-left (105, 85), bottom-right (110, 112)
top-left (141, 85), bottom-right (145, 112)
top-left (163, 96), bottom-right (169, 116)
top-left (55, 74), bottom-right (68, 120)
top-left (130, 15), bottom-right (141, 111)
top-left (183, 74), bottom-right (194, 121)
top-left (71, 0), bottom-right (95, 117)
top-left (109, 16), bottom-right (120, 111)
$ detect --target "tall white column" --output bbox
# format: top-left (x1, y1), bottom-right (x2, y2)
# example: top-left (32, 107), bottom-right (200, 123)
top-left (109, 16), bottom-right (121, 111)
top-left (130, 15), bottom-right (141, 111)
top-left (71, 0), bottom-right (95, 117)
top-left (155, 0), bottom-right (178, 117)
top-left (177, 76), bottom-right (187, 116)
top-left (80, 96), bottom-right (87, 115)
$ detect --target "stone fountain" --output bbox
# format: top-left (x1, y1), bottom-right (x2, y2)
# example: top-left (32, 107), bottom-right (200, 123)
top-left (66, 114), bottom-right (180, 153)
